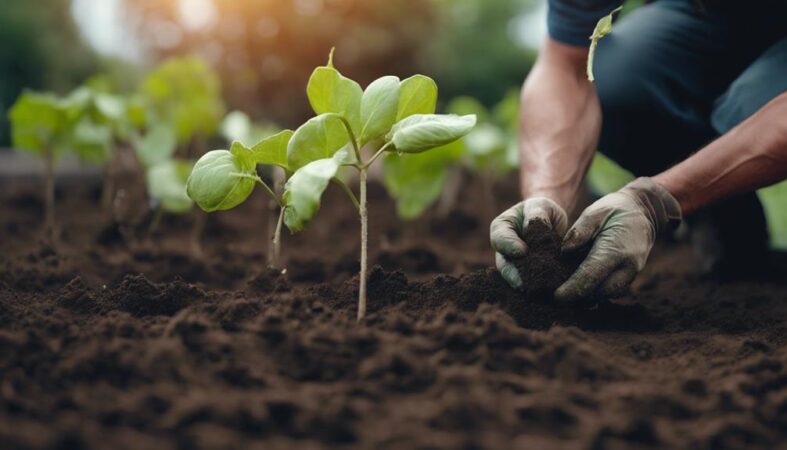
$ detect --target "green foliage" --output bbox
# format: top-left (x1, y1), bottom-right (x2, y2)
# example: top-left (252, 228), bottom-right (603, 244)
top-left (252, 130), bottom-right (293, 170)
top-left (133, 123), bottom-right (177, 168)
top-left (141, 57), bottom-right (225, 143)
top-left (282, 50), bottom-right (476, 233)
top-left (759, 181), bottom-right (787, 249)
top-left (219, 111), bottom-right (281, 148)
top-left (8, 91), bottom-right (64, 155)
top-left (287, 114), bottom-right (349, 171)
top-left (389, 114), bottom-right (477, 154)
top-left (282, 156), bottom-right (342, 233)
top-left (186, 148), bottom-right (256, 212)
top-left (383, 140), bottom-right (464, 219)
top-left (586, 153), bottom-right (634, 195)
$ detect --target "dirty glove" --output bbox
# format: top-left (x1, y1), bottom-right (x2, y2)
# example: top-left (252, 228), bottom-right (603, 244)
top-left (555, 177), bottom-right (682, 302)
top-left (491, 197), bottom-right (569, 289)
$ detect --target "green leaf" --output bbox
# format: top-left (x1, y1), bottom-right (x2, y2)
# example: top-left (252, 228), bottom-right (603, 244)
top-left (251, 129), bottom-right (292, 169)
top-left (230, 140), bottom-right (257, 171)
top-left (492, 89), bottom-right (520, 131)
top-left (397, 75), bottom-right (437, 122)
top-left (383, 139), bottom-right (464, 219)
top-left (588, 6), bottom-right (622, 81)
top-left (187, 149), bottom-right (257, 212)
top-left (287, 113), bottom-right (349, 171)
top-left (8, 91), bottom-right (64, 154)
top-left (283, 157), bottom-right (340, 233)
top-left (390, 114), bottom-right (477, 153)
top-left (307, 62), bottom-right (363, 134)
top-left (147, 160), bottom-right (195, 214)
top-left (133, 123), bottom-right (177, 169)
top-left (360, 76), bottom-right (400, 145)
top-left (70, 118), bottom-right (113, 164)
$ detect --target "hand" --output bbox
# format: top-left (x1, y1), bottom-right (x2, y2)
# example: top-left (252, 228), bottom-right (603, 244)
top-left (490, 197), bottom-right (569, 289)
top-left (555, 177), bottom-right (682, 302)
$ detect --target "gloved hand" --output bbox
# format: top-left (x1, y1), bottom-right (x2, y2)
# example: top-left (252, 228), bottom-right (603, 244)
top-left (555, 177), bottom-right (682, 302)
top-left (490, 197), bottom-right (569, 289)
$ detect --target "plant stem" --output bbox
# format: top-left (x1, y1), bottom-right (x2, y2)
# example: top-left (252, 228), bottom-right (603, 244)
top-left (361, 141), bottom-right (392, 170)
top-left (338, 116), bottom-right (362, 164)
top-left (272, 205), bottom-right (285, 268)
top-left (357, 168), bottom-right (368, 322)
top-left (333, 178), bottom-right (360, 211)
top-left (191, 210), bottom-right (206, 258)
top-left (148, 206), bottom-right (163, 235)
top-left (43, 148), bottom-right (55, 243)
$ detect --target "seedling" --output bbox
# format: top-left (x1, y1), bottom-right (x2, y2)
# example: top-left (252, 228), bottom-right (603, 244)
top-left (186, 129), bottom-right (293, 267)
top-left (283, 49), bottom-right (476, 321)
top-left (587, 6), bottom-right (622, 82)
top-left (8, 88), bottom-right (115, 242)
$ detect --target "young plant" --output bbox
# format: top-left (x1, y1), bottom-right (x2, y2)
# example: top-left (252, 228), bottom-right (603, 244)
top-left (283, 50), bottom-right (476, 321)
top-left (8, 88), bottom-right (115, 241)
top-left (185, 129), bottom-right (294, 267)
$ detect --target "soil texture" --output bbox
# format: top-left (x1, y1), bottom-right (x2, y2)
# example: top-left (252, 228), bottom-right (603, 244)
top-left (1, 174), bottom-right (787, 450)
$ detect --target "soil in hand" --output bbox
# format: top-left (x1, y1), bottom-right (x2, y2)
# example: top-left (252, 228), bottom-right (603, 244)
top-left (512, 219), bottom-right (580, 301)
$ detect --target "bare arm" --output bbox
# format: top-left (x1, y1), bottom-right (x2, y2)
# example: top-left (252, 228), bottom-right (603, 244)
top-left (654, 93), bottom-right (787, 214)
top-left (519, 37), bottom-right (601, 212)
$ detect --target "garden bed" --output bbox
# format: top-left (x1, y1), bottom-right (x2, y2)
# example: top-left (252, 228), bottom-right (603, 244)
top-left (1, 175), bottom-right (786, 450)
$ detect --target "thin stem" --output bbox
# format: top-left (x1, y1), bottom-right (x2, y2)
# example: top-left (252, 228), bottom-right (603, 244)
top-left (332, 178), bottom-right (360, 211)
top-left (357, 168), bottom-right (368, 322)
top-left (191, 210), bottom-right (206, 258)
top-left (272, 205), bottom-right (285, 268)
top-left (147, 206), bottom-right (163, 235)
top-left (232, 172), bottom-right (283, 207)
top-left (361, 141), bottom-right (393, 170)
top-left (337, 116), bottom-right (362, 164)
top-left (43, 148), bottom-right (55, 243)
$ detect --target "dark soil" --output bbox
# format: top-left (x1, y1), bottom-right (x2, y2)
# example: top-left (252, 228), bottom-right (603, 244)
top-left (1, 173), bottom-right (787, 450)
top-left (513, 219), bottom-right (581, 301)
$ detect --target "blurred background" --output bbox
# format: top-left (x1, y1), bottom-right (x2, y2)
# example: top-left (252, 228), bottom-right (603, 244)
top-left (2, 0), bottom-right (785, 247)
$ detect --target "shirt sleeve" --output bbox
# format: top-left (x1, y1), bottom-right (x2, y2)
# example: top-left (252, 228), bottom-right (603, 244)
top-left (547, 0), bottom-right (625, 47)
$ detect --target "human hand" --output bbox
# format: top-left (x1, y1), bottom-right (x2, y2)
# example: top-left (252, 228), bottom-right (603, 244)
top-left (490, 197), bottom-right (568, 289)
top-left (555, 177), bottom-right (681, 302)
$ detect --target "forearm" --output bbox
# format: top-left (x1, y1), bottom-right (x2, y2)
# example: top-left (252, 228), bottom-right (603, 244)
top-left (654, 93), bottom-right (787, 214)
top-left (519, 38), bottom-right (601, 212)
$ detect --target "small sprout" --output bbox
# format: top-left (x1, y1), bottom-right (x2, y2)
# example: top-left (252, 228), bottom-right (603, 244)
top-left (186, 129), bottom-right (293, 267)
top-left (587, 6), bottom-right (623, 82)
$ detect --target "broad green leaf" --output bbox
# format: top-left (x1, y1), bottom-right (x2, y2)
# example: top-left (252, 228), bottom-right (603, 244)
top-left (251, 129), bottom-right (292, 169)
top-left (390, 114), bottom-right (477, 153)
top-left (8, 91), bottom-right (64, 154)
top-left (396, 75), bottom-right (437, 122)
top-left (147, 160), bottom-right (194, 214)
top-left (307, 63), bottom-right (363, 134)
top-left (588, 6), bottom-right (622, 81)
top-left (70, 118), bottom-right (113, 164)
top-left (287, 113), bottom-right (349, 171)
top-left (133, 124), bottom-right (177, 169)
top-left (447, 97), bottom-right (489, 123)
top-left (360, 76), bottom-right (400, 145)
top-left (230, 140), bottom-right (258, 171)
top-left (383, 139), bottom-right (464, 219)
top-left (187, 149), bottom-right (257, 212)
top-left (283, 157), bottom-right (340, 233)
top-left (94, 93), bottom-right (126, 122)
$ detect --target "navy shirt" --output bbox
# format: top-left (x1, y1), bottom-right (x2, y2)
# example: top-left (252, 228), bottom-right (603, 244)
top-left (547, 0), bottom-right (624, 46)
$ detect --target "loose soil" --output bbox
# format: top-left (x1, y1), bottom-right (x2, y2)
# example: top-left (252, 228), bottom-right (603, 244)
top-left (1, 173), bottom-right (786, 450)
top-left (513, 219), bottom-right (581, 302)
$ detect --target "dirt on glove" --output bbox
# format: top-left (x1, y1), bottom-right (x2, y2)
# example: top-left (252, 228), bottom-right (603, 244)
top-left (513, 219), bottom-right (583, 301)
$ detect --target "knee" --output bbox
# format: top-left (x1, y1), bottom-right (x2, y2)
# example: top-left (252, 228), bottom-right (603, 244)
top-left (712, 40), bottom-right (787, 133)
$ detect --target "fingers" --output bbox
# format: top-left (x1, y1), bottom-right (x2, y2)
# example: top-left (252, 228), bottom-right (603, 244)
top-left (562, 207), bottom-right (608, 253)
top-left (490, 204), bottom-right (527, 258)
top-left (523, 198), bottom-right (569, 237)
top-left (496, 252), bottom-right (523, 289)
top-left (596, 265), bottom-right (637, 298)
top-left (554, 246), bottom-right (620, 303)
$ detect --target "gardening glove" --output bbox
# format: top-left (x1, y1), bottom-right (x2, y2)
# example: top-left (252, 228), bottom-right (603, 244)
top-left (555, 177), bottom-right (682, 302)
top-left (491, 197), bottom-right (569, 289)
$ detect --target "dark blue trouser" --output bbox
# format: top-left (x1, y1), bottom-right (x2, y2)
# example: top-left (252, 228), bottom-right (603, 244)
top-left (593, 0), bottom-right (787, 272)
